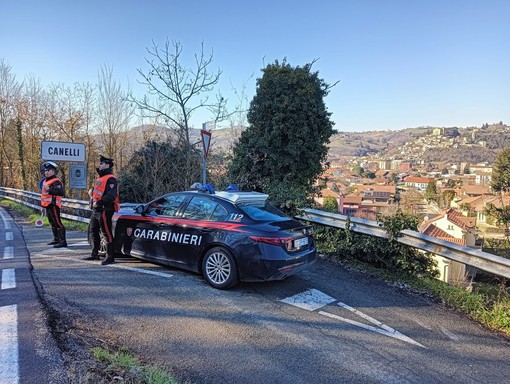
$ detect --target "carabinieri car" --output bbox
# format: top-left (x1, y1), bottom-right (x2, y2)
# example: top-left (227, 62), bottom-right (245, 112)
top-left (111, 190), bottom-right (316, 289)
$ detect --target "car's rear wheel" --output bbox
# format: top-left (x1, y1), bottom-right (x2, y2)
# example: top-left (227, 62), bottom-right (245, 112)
top-left (202, 247), bottom-right (239, 289)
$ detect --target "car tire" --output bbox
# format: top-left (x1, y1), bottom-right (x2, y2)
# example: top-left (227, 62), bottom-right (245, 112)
top-left (202, 247), bottom-right (239, 289)
top-left (87, 222), bottom-right (107, 256)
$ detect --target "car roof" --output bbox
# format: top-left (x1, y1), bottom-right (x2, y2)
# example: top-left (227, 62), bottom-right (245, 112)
top-left (214, 191), bottom-right (269, 204)
top-left (180, 190), bottom-right (269, 204)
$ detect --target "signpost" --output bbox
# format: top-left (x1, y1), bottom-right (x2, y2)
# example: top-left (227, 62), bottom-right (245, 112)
top-left (200, 128), bottom-right (212, 185)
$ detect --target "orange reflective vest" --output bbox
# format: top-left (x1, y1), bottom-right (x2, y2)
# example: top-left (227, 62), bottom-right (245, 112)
top-left (92, 175), bottom-right (120, 212)
top-left (41, 178), bottom-right (63, 208)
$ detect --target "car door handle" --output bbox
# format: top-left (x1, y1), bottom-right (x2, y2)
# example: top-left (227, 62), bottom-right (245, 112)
top-left (157, 223), bottom-right (170, 228)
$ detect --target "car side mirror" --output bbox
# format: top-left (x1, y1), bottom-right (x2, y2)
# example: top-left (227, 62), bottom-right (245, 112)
top-left (134, 204), bottom-right (145, 215)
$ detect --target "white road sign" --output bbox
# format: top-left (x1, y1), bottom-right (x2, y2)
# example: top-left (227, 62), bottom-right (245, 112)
top-left (41, 141), bottom-right (86, 162)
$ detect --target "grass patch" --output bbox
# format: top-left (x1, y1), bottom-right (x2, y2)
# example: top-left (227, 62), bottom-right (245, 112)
top-left (0, 198), bottom-right (88, 231)
top-left (91, 346), bottom-right (186, 384)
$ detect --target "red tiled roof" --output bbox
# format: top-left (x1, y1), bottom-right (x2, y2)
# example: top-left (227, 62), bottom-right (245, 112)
top-left (343, 194), bottom-right (362, 204)
top-left (422, 224), bottom-right (466, 246)
top-left (461, 185), bottom-right (491, 196)
top-left (446, 208), bottom-right (476, 229)
top-left (320, 189), bottom-right (343, 198)
top-left (403, 176), bottom-right (435, 183)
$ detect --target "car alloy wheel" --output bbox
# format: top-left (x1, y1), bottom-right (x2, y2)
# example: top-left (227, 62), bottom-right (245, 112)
top-left (202, 247), bottom-right (238, 289)
top-left (98, 231), bottom-right (107, 255)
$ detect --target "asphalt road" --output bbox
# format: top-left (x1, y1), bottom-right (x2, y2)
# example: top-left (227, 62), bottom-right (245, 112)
top-left (2, 207), bottom-right (510, 383)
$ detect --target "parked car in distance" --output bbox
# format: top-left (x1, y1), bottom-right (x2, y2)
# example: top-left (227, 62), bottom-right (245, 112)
top-left (111, 190), bottom-right (316, 289)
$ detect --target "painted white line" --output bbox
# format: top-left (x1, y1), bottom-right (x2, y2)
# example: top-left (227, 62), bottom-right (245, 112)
top-left (281, 289), bottom-right (426, 348)
top-left (3, 247), bottom-right (13, 260)
top-left (0, 209), bottom-right (12, 230)
top-left (110, 264), bottom-right (174, 278)
top-left (337, 301), bottom-right (396, 334)
top-left (0, 304), bottom-right (19, 383)
top-left (280, 288), bottom-right (336, 311)
top-left (1, 269), bottom-right (15, 290)
top-left (34, 253), bottom-right (174, 279)
top-left (441, 328), bottom-right (461, 341)
top-left (319, 310), bottom-right (425, 348)
top-left (5, 232), bottom-right (13, 241)
top-left (68, 241), bottom-right (90, 247)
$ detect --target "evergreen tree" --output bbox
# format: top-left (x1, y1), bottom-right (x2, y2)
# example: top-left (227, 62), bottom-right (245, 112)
top-left (228, 59), bottom-right (336, 211)
top-left (486, 148), bottom-right (510, 241)
top-left (423, 181), bottom-right (438, 202)
top-left (491, 148), bottom-right (510, 193)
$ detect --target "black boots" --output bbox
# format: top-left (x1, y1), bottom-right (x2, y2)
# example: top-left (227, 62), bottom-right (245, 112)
top-left (101, 255), bottom-right (115, 265)
top-left (101, 243), bottom-right (115, 265)
top-left (53, 228), bottom-right (67, 248)
top-left (82, 252), bottom-right (99, 261)
top-left (47, 228), bottom-right (59, 245)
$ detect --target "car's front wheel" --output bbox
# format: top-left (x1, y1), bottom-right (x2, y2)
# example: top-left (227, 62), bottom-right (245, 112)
top-left (202, 247), bottom-right (239, 289)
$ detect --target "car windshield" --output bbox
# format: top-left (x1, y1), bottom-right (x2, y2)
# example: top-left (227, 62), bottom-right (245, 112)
top-left (237, 201), bottom-right (289, 222)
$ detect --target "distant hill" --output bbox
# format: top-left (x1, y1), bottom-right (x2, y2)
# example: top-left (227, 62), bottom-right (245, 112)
top-left (126, 123), bottom-right (510, 164)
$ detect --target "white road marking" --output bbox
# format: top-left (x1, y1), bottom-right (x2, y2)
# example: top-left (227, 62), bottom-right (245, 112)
top-left (1, 269), bottom-right (15, 290)
top-left (68, 240), bottom-right (89, 247)
top-left (3, 247), bottom-right (13, 260)
top-left (109, 264), bottom-right (174, 278)
top-left (34, 253), bottom-right (174, 279)
top-left (0, 304), bottom-right (19, 384)
top-left (0, 209), bottom-right (11, 230)
top-left (337, 301), bottom-right (396, 334)
top-left (281, 289), bottom-right (426, 348)
top-left (5, 232), bottom-right (13, 241)
top-left (441, 328), bottom-right (461, 341)
top-left (280, 288), bottom-right (336, 311)
top-left (319, 310), bottom-right (425, 348)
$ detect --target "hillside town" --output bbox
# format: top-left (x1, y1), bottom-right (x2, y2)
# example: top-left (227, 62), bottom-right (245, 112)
top-left (315, 126), bottom-right (510, 285)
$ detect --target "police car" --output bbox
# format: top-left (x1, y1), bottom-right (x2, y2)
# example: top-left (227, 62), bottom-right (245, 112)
top-left (111, 190), bottom-right (316, 289)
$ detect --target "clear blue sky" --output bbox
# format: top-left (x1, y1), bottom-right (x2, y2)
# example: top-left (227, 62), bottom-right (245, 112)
top-left (1, 0), bottom-right (509, 132)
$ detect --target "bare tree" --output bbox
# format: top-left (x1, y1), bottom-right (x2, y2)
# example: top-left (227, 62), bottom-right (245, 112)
top-left (129, 39), bottom-right (227, 188)
top-left (96, 64), bottom-right (134, 168)
top-left (45, 82), bottom-right (86, 142)
top-left (22, 75), bottom-right (47, 190)
top-left (0, 60), bottom-right (22, 186)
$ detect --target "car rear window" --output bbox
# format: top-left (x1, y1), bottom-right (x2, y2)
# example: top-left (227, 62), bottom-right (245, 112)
top-left (237, 202), bottom-right (289, 222)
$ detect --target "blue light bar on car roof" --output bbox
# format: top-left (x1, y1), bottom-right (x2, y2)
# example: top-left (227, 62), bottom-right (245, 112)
top-left (215, 191), bottom-right (269, 203)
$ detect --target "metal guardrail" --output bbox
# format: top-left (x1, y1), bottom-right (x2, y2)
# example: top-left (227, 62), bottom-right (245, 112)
top-left (2, 187), bottom-right (510, 280)
top-left (0, 187), bottom-right (91, 223)
top-left (296, 208), bottom-right (510, 280)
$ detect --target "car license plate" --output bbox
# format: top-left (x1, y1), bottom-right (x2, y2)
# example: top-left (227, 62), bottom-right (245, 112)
top-left (294, 237), bottom-right (308, 248)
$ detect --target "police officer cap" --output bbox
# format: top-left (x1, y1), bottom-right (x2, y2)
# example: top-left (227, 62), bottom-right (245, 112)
top-left (41, 161), bottom-right (58, 174)
top-left (99, 155), bottom-right (114, 167)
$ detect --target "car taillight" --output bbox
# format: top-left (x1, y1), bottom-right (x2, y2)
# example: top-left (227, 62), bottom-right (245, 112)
top-left (249, 236), bottom-right (307, 251)
top-left (249, 236), bottom-right (292, 246)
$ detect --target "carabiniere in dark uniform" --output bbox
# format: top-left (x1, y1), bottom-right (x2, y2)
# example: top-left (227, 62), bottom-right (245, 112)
top-left (83, 155), bottom-right (120, 265)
